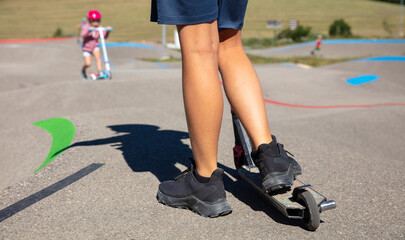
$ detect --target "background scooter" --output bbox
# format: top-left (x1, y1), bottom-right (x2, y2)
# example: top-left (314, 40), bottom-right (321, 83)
top-left (88, 27), bottom-right (113, 80)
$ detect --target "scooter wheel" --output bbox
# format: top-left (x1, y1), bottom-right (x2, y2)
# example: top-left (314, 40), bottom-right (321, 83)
top-left (296, 190), bottom-right (320, 231)
top-left (90, 73), bottom-right (98, 81)
top-left (108, 72), bottom-right (112, 80)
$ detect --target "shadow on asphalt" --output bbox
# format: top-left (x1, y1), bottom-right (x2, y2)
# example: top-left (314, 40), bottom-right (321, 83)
top-left (70, 124), bottom-right (304, 229)
top-left (218, 163), bottom-right (303, 229)
top-left (71, 124), bottom-right (193, 182)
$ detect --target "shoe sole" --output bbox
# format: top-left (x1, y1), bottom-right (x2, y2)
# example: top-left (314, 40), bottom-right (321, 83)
top-left (292, 167), bottom-right (302, 178)
top-left (262, 168), bottom-right (294, 193)
top-left (157, 191), bottom-right (232, 218)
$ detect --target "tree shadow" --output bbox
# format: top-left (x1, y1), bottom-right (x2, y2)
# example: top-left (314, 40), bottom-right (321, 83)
top-left (69, 124), bottom-right (304, 229)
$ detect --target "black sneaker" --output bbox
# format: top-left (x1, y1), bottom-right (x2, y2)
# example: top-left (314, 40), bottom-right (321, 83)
top-left (251, 139), bottom-right (295, 192)
top-left (81, 69), bottom-right (87, 80)
top-left (271, 135), bottom-right (302, 177)
top-left (157, 162), bottom-right (232, 218)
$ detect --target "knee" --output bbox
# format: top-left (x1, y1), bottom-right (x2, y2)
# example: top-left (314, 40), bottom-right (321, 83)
top-left (191, 46), bottom-right (219, 60)
top-left (186, 41), bottom-right (219, 60)
top-left (83, 58), bottom-right (91, 67)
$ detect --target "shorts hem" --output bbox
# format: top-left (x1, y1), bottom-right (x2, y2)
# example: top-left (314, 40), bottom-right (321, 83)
top-left (155, 12), bottom-right (218, 26)
top-left (218, 23), bottom-right (244, 31)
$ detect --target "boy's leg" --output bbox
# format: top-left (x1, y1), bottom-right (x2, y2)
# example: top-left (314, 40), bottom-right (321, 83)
top-left (157, 21), bottom-right (232, 217)
top-left (218, 29), bottom-right (272, 150)
top-left (177, 21), bottom-right (223, 178)
top-left (93, 49), bottom-right (103, 73)
top-left (219, 29), bottom-right (297, 191)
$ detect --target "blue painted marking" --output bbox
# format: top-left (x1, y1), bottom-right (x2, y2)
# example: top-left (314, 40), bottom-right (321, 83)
top-left (355, 56), bottom-right (405, 62)
top-left (104, 42), bottom-right (155, 49)
top-left (258, 39), bottom-right (405, 53)
top-left (281, 62), bottom-right (299, 69)
top-left (130, 58), bottom-right (136, 62)
top-left (347, 75), bottom-right (379, 86)
top-left (155, 62), bottom-right (170, 69)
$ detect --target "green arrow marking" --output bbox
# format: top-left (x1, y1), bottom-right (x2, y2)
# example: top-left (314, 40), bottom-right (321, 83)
top-left (33, 118), bottom-right (75, 173)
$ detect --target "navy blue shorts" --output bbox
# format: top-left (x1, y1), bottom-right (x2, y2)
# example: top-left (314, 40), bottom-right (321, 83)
top-left (151, 0), bottom-right (248, 30)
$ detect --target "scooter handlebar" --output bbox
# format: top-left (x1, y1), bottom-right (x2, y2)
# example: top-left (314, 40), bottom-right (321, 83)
top-left (88, 27), bottom-right (113, 32)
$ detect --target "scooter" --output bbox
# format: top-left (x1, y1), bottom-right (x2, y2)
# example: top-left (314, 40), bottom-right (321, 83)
top-left (231, 110), bottom-right (336, 231)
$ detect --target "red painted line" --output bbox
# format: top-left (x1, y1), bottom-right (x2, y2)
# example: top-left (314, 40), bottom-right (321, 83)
top-left (219, 81), bottom-right (405, 109)
top-left (0, 37), bottom-right (74, 44)
top-left (264, 99), bottom-right (405, 109)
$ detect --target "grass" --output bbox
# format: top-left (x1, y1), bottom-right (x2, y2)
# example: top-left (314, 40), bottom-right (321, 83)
top-left (0, 0), bottom-right (403, 42)
top-left (242, 37), bottom-right (295, 49)
top-left (246, 54), bottom-right (361, 67)
top-left (140, 54), bottom-right (360, 68)
top-left (244, 0), bottom-right (404, 39)
top-left (140, 56), bottom-right (182, 62)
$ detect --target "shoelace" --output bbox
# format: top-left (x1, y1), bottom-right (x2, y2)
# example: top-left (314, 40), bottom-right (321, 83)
top-left (174, 158), bottom-right (195, 181)
top-left (174, 168), bottom-right (190, 181)
top-left (285, 150), bottom-right (294, 157)
top-left (278, 143), bottom-right (294, 157)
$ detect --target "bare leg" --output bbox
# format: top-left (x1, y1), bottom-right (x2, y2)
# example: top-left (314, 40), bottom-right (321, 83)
top-left (218, 29), bottom-right (272, 150)
top-left (82, 55), bottom-right (92, 72)
top-left (93, 49), bottom-right (103, 72)
top-left (177, 21), bottom-right (222, 177)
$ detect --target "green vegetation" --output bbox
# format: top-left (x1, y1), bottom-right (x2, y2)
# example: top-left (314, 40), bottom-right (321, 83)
top-left (140, 56), bottom-right (182, 62)
top-left (0, 0), bottom-right (403, 41)
top-left (246, 54), bottom-right (361, 67)
top-left (374, 0), bottom-right (401, 3)
top-left (140, 54), bottom-right (360, 67)
top-left (53, 27), bottom-right (63, 37)
top-left (383, 19), bottom-right (394, 35)
top-left (329, 19), bottom-right (352, 37)
top-left (278, 25), bottom-right (313, 42)
top-left (242, 37), bottom-right (294, 49)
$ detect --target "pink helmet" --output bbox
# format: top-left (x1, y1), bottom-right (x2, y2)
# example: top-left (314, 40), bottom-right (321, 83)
top-left (88, 10), bottom-right (101, 20)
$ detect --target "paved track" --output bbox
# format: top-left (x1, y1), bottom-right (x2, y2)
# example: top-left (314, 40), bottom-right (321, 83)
top-left (0, 39), bottom-right (404, 239)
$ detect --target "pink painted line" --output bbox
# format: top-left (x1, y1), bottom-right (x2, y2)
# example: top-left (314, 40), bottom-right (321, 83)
top-left (264, 99), bottom-right (405, 109)
top-left (0, 37), bottom-right (74, 44)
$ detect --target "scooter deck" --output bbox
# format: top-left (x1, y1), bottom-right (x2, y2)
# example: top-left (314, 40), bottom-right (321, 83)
top-left (238, 165), bottom-right (327, 219)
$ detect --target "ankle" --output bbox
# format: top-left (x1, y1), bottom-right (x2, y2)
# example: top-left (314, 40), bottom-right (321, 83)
top-left (195, 167), bottom-right (215, 179)
top-left (193, 168), bottom-right (211, 183)
top-left (253, 139), bottom-right (273, 151)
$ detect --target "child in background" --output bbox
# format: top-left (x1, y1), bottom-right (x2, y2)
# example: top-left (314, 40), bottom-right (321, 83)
top-left (81, 10), bottom-right (112, 79)
top-left (312, 35), bottom-right (322, 56)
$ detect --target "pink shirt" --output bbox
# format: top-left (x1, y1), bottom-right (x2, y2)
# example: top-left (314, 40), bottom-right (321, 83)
top-left (81, 24), bottom-right (110, 52)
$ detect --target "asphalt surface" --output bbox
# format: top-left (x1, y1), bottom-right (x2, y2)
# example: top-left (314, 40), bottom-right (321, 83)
top-left (0, 39), bottom-right (404, 239)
